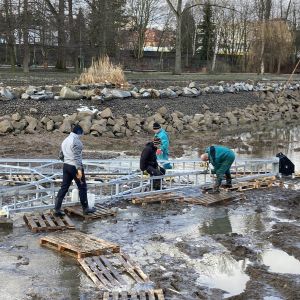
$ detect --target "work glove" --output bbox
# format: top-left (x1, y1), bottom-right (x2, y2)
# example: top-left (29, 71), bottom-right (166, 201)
top-left (76, 169), bottom-right (83, 180)
top-left (156, 149), bottom-right (163, 155)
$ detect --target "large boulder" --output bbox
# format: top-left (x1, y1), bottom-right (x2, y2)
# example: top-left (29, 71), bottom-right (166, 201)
top-left (46, 120), bottom-right (54, 131)
top-left (79, 119), bottom-right (92, 134)
top-left (25, 116), bottom-right (38, 133)
top-left (12, 113), bottom-right (22, 121)
top-left (111, 89), bottom-right (131, 99)
top-left (100, 108), bottom-right (113, 119)
top-left (0, 88), bottom-right (15, 100)
top-left (90, 124), bottom-right (107, 135)
top-left (60, 86), bottom-right (82, 100)
top-left (0, 119), bottom-right (13, 133)
top-left (12, 119), bottom-right (27, 131)
top-left (59, 119), bottom-right (72, 133)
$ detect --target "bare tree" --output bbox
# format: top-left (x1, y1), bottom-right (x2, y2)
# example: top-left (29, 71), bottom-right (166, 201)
top-left (44, 0), bottom-right (66, 69)
top-left (127, 0), bottom-right (163, 59)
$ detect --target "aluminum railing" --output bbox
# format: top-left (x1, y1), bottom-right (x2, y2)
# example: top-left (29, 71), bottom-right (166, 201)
top-left (0, 157), bottom-right (279, 215)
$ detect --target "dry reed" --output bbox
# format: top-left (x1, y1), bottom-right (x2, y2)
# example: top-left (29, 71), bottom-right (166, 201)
top-left (77, 56), bottom-right (127, 86)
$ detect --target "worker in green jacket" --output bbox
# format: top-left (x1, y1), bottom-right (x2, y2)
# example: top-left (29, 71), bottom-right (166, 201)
top-left (201, 145), bottom-right (235, 193)
top-left (153, 122), bottom-right (172, 169)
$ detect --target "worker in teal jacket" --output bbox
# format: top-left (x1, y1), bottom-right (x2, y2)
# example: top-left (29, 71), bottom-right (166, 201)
top-left (153, 122), bottom-right (172, 169)
top-left (201, 145), bottom-right (235, 193)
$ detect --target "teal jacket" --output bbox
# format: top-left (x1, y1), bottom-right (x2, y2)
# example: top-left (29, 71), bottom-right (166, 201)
top-left (154, 128), bottom-right (169, 161)
top-left (205, 145), bottom-right (235, 178)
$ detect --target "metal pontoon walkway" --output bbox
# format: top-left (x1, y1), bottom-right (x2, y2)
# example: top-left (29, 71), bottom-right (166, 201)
top-left (0, 157), bottom-right (279, 216)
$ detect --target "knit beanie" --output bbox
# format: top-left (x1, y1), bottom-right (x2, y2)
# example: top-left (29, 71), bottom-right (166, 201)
top-left (153, 122), bottom-right (161, 130)
top-left (72, 124), bottom-right (84, 135)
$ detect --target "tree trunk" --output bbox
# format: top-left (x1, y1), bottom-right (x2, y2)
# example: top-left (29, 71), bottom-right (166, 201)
top-left (56, 0), bottom-right (66, 69)
top-left (259, 21), bottom-right (265, 75)
top-left (174, 12), bottom-right (182, 74)
top-left (22, 0), bottom-right (30, 73)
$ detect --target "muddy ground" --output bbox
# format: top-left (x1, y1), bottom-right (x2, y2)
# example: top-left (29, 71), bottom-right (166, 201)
top-left (1, 74), bottom-right (300, 299)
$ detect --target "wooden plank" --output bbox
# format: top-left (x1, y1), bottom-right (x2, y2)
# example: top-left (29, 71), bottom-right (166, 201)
top-left (43, 213), bottom-right (57, 228)
top-left (116, 253), bottom-right (149, 283)
top-left (99, 255), bottom-right (127, 286)
top-left (35, 212), bottom-right (47, 229)
top-left (102, 292), bottom-right (110, 300)
top-left (23, 214), bottom-right (39, 232)
top-left (155, 289), bottom-right (165, 300)
top-left (85, 257), bottom-right (113, 288)
top-left (92, 256), bottom-right (121, 286)
top-left (61, 214), bottom-right (75, 229)
top-left (148, 290), bottom-right (155, 300)
top-left (51, 213), bottom-right (65, 228)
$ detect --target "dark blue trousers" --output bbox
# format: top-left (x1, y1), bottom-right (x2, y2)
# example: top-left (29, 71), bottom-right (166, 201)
top-left (55, 163), bottom-right (88, 210)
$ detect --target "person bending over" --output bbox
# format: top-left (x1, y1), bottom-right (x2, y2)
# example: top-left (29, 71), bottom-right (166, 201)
top-left (140, 137), bottom-right (166, 190)
top-left (201, 145), bottom-right (235, 193)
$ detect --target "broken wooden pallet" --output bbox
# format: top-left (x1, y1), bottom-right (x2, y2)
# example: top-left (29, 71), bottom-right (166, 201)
top-left (24, 212), bottom-right (75, 232)
top-left (180, 192), bottom-right (237, 206)
top-left (40, 230), bottom-right (120, 258)
top-left (102, 289), bottom-right (164, 300)
top-left (78, 252), bottom-right (150, 290)
top-left (132, 193), bottom-right (184, 205)
top-left (64, 203), bottom-right (117, 220)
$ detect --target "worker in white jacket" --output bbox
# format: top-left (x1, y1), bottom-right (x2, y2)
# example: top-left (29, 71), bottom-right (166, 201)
top-left (55, 125), bottom-right (96, 216)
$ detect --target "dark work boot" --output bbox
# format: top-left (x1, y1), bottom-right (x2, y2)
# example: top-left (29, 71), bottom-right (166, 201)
top-left (224, 174), bottom-right (232, 188)
top-left (54, 197), bottom-right (65, 216)
top-left (83, 207), bottom-right (96, 215)
top-left (54, 210), bottom-right (65, 217)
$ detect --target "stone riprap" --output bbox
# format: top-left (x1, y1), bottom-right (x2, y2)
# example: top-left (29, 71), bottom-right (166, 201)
top-left (1, 81), bottom-right (300, 102)
top-left (0, 86), bottom-right (300, 137)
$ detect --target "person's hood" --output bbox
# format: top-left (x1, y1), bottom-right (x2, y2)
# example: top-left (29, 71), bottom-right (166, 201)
top-left (146, 142), bottom-right (157, 149)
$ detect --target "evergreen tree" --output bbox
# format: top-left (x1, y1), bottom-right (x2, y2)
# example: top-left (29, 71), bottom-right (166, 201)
top-left (88, 0), bottom-right (127, 57)
top-left (198, 1), bottom-right (215, 61)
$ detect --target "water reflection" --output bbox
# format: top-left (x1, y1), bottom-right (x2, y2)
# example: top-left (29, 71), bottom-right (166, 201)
top-left (259, 248), bottom-right (300, 274)
top-left (195, 253), bottom-right (250, 298)
top-left (200, 216), bottom-right (233, 235)
top-left (229, 123), bottom-right (300, 170)
top-left (199, 209), bottom-right (267, 236)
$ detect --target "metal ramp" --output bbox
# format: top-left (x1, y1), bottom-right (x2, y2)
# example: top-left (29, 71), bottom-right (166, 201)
top-left (0, 158), bottom-right (279, 216)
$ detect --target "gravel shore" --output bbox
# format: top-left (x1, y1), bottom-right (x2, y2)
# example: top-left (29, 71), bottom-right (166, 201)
top-left (0, 92), bottom-right (261, 118)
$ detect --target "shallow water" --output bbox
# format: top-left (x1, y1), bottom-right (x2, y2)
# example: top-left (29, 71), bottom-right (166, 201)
top-left (1, 122), bottom-right (300, 299)
top-left (260, 248), bottom-right (300, 274)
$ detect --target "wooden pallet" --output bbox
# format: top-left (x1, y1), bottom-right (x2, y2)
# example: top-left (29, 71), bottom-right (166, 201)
top-left (5, 174), bottom-right (41, 182)
top-left (40, 231), bottom-right (120, 258)
top-left (227, 182), bottom-right (257, 191)
top-left (102, 289), bottom-right (164, 300)
top-left (64, 203), bottom-right (117, 220)
top-left (132, 193), bottom-right (184, 205)
top-left (79, 252), bottom-right (150, 290)
top-left (23, 212), bottom-right (75, 232)
top-left (180, 191), bottom-right (237, 206)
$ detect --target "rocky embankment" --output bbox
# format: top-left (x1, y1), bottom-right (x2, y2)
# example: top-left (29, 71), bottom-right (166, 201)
top-left (0, 81), bottom-right (300, 137)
